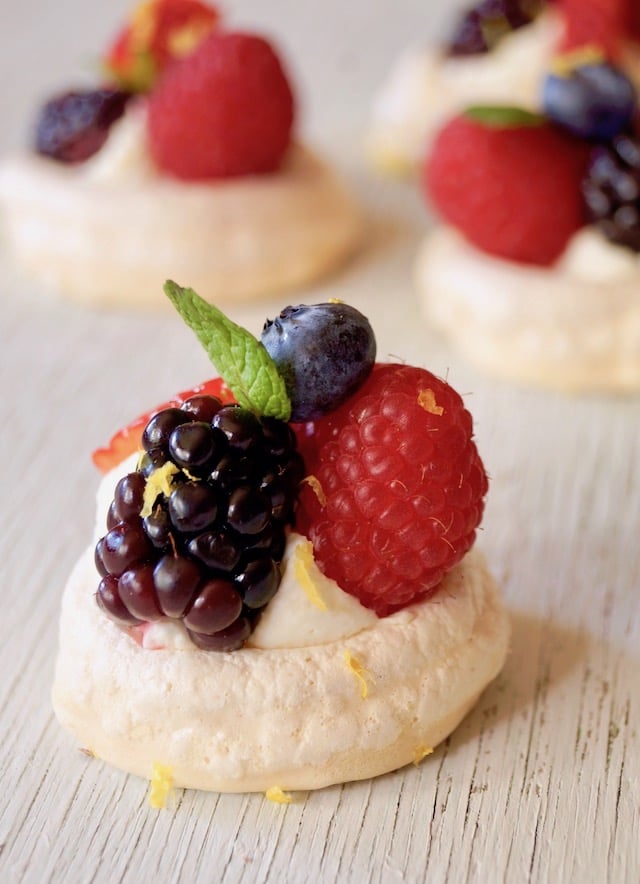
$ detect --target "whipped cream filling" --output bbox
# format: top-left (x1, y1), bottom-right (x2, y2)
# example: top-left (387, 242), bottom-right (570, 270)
top-left (96, 455), bottom-right (377, 650)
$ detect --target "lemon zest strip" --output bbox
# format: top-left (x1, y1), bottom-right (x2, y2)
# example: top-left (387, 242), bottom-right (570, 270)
top-left (344, 649), bottom-right (373, 699)
top-left (141, 461), bottom-right (180, 517)
top-left (265, 786), bottom-right (292, 804)
top-left (301, 474), bottom-right (327, 507)
top-left (413, 745), bottom-right (434, 766)
top-left (294, 541), bottom-right (327, 611)
top-left (418, 388), bottom-right (444, 416)
top-left (149, 762), bottom-right (174, 809)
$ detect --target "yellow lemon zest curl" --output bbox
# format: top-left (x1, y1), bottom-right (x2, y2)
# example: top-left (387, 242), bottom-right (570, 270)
top-left (265, 786), bottom-right (292, 804)
top-left (301, 474), bottom-right (327, 507)
top-left (141, 462), bottom-right (180, 517)
top-left (344, 650), bottom-right (373, 699)
top-left (413, 745), bottom-right (434, 766)
top-left (418, 388), bottom-right (444, 416)
top-left (294, 541), bottom-right (327, 611)
top-left (149, 762), bottom-right (174, 809)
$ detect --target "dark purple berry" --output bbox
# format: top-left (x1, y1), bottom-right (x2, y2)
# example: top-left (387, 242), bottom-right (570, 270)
top-left (96, 575), bottom-right (142, 626)
top-left (227, 486), bottom-right (271, 535)
top-left (95, 539), bottom-right (108, 577)
top-left (212, 406), bottom-right (261, 450)
top-left (183, 579), bottom-right (243, 634)
top-left (118, 566), bottom-right (163, 621)
top-left (181, 394), bottom-right (224, 422)
top-left (237, 558), bottom-right (280, 609)
top-left (95, 400), bottom-right (303, 651)
top-left (143, 506), bottom-right (173, 548)
top-left (101, 521), bottom-right (152, 577)
top-left (168, 421), bottom-right (221, 470)
top-left (168, 481), bottom-right (219, 532)
top-left (187, 616), bottom-right (251, 652)
top-left (153, 555), bottom-right (201, 618)
top-left (261, 303), bottom-right (376, 421)
top-left (106, 501), bottom-right (120, 530)
top-left (142, 408), bottom-right (191, 453)
top-left (543, 63), bottom-right (637, 141)
top-left (447, 0), bottom-right (540, 57)
top-left (34, 89), bottom-right (132, 163)
top-left (582, 132), bottom-right (640, 252)
top-left (187, 531), bottom-right (241, 571)
top-left (138, 447), bottom-right (168, 477)
top-left (113, 472), bottom-right (146, 521)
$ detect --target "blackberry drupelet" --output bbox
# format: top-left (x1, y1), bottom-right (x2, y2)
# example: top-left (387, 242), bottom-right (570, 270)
top-left (95, 395), bottom-right (303, 651)
top-left (582, 132), bottom-right (640, 252)
top-left (447, 0), bottom-right (541, 57)
top-left (35, 89), bottom-right (132, 163)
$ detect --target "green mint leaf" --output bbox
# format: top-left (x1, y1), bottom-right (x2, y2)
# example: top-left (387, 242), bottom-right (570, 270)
top-left (464, 105), bottom-right (546, 128)
top-left (164, 280), bottom-right (291, 421)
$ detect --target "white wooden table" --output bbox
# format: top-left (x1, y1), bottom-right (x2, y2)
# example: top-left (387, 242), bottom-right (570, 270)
top-left (1, 2), bottom-right (638, 881)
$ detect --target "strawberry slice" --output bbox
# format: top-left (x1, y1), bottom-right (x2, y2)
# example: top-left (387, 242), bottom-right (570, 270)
top-left (92, 377), bottom-right (234, 473)
top-left (105, 0), bottom-right (220, 92)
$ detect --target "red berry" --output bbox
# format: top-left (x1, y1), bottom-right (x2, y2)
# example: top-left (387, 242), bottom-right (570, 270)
top-left (105, 0), bottom-right (220, 92)
top-left (423, 112), bottom-right (592, 266)
top-left (557, 0), bottom-right (627, 59)
top-left (92, 377), bottom-right (234, 473)
top-left (146, 31), bottom-right (295, 180)
top-left (293, 364), bottom-right (488, 617)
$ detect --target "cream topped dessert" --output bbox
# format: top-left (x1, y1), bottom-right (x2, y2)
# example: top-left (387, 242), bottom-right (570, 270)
top-left (416, 44), bottom-right (640, 392)
top-left (367, 0), bottom-right (640, 175)
top-left (52, 285), bottom-right (509, 796)
top-left (0, 0), bottom-right (362, 307)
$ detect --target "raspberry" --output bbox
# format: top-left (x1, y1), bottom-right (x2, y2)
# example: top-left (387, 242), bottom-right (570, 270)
top-left (293, 364), bottom-right (488, 617)
top-left (104, 0), bottom-right (220, 92)
top-left (146, 31), bottom-right (295, 180)
top-left (423, 110), bottom-right (592, 266)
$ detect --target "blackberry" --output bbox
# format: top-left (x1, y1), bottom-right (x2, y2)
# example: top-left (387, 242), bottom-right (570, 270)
top-left (582, 132), bottom-right (640, 252)
top-left (35, 89), bottom-right (132, 164)
top-left (447, 0), bottom-right (542, 57)
top-left (94, 395), bottom-right (302, 651)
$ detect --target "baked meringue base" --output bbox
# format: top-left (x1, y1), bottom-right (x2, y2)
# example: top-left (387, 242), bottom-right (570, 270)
top-left (0, 144), bottom-right (363, 308)
top-left (416, 227), bottom-right (640, 393)
top-left (52, 546), bottom-right (509, 793)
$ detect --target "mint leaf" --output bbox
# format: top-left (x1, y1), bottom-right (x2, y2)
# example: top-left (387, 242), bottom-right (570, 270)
top-left (164, 281), bottom-right (291, 420)
top-left (464, 106), bottom-right (546, 128)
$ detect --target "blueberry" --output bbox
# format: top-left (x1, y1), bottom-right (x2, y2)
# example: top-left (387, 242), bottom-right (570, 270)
top-left (261, 303), bottom-right (376, 422)
top-left (542, 63), bottom-right (637, 141)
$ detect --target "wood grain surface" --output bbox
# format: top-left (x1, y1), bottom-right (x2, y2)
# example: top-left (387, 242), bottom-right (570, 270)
top-left (1, 2), bottom-right (638, 882)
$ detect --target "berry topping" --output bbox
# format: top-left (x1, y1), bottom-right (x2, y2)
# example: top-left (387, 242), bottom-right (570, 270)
top-left (447, 0), bottom-right (542, 57)
top-left (294, 364), bottom-right (488, 617)
top-left (92, 376), bottom-right (234, 473)
top-left (34, 89), bottom-right (132, 164)
top-left (557, 0), bottom-right (628, 60)
top-left (423, 108), bottom-right (592, 265)
top-left (146, 31), bottom-right (295, 180)
top-left (104, 0), bottom-right (220, 92)
top-left (261, 303), bottom-right (377, 422)
top-left (582, 131), bottom-right (640, 252)
top-left (542, 56), bottom-right (637, 140)
top-left (95, 395), bottom-right (302, 650)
